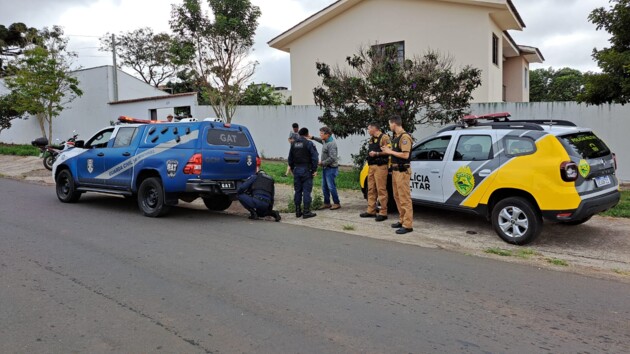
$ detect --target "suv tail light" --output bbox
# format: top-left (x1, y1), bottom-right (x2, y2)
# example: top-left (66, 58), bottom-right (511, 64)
top-left (184, 153), bottom-right (202, 175)
top-left (256, 156), bottom-right (261, 172)
top-left (612, 153), bottom-right (617, 170)
top-left (560, 161), bottom-right (578, 182)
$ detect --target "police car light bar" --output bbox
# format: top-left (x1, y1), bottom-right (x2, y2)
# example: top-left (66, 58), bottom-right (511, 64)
top-left (118, 116), bottom-right (165, 124)
top-left (462, 112), bottom-right (511, 121)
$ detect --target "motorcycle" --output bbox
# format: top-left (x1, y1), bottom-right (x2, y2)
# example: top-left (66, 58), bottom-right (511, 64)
top-left (31, 131), bottom-right (79, 171)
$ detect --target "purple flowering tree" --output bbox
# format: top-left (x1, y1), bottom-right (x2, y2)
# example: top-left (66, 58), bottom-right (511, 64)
top-left (313, 45), bottom-right (481, 165)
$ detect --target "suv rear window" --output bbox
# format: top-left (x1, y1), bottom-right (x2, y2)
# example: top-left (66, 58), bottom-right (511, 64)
top-left (559, 132), bottom-right (610, 159)
top-left (207, 129), bottom-right (251, 147)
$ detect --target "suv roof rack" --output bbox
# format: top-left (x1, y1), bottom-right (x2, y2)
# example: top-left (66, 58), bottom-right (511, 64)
top-left (437, 112), bottom-right (578, 133)
top-left (438, 122), bottom-right (545, 133)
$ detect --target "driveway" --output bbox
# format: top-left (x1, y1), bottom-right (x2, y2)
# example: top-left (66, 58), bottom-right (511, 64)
top-left (2, 155), bottom-right (630, 279)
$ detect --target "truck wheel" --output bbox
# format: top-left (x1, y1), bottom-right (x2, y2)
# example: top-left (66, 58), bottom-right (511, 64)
top-left (202, 195), bottom-right (232, 211)
top-left (56, 169), bottom-right (81, 203)
top-left (43, 154), bottom-right (55, 171)
top-left (138, 177), bottom-right (170, 217)
top-left (561, 215), bottom-right (593, 226)
top-left (491, 197), bottom-right (542, 245)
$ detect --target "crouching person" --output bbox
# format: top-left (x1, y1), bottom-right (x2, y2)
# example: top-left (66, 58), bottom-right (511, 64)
top-left (237, 170), bottom-right (281, 222)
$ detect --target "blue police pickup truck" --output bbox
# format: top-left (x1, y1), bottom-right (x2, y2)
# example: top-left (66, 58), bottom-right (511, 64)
top-left (52, 117), bottom-right (260, 217)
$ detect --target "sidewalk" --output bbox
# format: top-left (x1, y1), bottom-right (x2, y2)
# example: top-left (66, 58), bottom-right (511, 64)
top-left (2, 155), bottom-right (630, 280)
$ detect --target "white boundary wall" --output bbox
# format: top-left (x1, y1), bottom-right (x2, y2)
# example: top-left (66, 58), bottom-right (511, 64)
top-left (196, 102), bottom-right (630, 183)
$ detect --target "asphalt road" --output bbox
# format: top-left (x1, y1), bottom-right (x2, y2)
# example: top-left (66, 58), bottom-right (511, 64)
top-left (1, 179), bottom-right (629, 353)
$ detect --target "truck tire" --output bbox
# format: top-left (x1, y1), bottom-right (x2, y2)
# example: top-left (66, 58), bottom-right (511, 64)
top-left (56, 169), bottom-right (81, 203)
top-left (202, 195), bottom-right (232, 211)
top-left (491, 197), bottom-right (542, 245)
top-left (138, 177), bottom-right (170, 217)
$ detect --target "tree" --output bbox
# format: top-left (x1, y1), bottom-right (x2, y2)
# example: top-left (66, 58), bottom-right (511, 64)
top-left (239, 83), bottom-right (285, 105)
top-left (4, 26), bottom-right (82, 141)
top-left (314, 46), bottom-right (481, 136)
top-left (0, 22), bottom-right (40, 76)
top-left (579, 0), bottom-right (630, 105)
top-left (314, 46), bottom-right (481, 167)
top-left (100, 28), bottom-right (178, 87)
top-left (170, 0), bottom-right (261, 123)
top-left (530, 67), bottom-right (585, 102)
top-left (0, 93), bottom-right (25, 136)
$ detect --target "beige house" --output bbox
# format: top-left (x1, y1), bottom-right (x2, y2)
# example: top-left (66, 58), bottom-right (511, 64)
top-left (269, 0), bottom-right (544, 105)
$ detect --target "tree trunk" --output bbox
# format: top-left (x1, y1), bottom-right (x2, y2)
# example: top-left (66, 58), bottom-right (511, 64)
top-left (36, 113), bottom-right (47, 140)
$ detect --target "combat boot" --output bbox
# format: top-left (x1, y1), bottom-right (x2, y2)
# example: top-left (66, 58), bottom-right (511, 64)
top-left (302, 210), bottom-right (317, 219)
top-left (296, 207), bottom-right (303, 218)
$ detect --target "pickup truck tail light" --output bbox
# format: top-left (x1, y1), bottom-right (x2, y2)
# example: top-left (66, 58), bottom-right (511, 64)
top-left (184, 153), bottom-right (202, 175)
top-left (612, 153), bottom-right (617, 170)
top-left (256, 156), bottom-right (261, 172)
top-left (560, 161), bottom-right (578, 182)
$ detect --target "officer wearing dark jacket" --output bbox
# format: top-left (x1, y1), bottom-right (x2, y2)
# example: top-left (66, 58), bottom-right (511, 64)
top-left (237, 170), bottom-right (281, 221)
top-left (288, 127), bottom-right (319, 218)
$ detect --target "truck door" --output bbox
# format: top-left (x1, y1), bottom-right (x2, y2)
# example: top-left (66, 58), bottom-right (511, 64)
top-left (76, 128), bottom-right (114, 186)
top-left (442, 133), bottom-right (497, 207)
top-left (409, 135), bottom-right (452, 203)
top-left (100, 126), bottom-right (140, 188)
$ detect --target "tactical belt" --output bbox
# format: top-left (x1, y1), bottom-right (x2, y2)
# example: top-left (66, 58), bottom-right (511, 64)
top-left (391, 165), bottom-right (410, 172)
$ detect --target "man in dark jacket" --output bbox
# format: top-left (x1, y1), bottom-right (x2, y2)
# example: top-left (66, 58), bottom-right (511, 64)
top-left (237, 170), bottom-right (281, 221)
top-left (288, 127), bottom-right (319, 219)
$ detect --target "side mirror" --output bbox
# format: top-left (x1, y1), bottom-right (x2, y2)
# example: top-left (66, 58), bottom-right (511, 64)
top-left (74, 140), bottom-right (85, 148)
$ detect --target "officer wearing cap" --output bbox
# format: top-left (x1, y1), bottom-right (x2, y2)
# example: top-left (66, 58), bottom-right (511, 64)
top-left (380, 116), bottom-right (414, 234)
top-left (288, 127), bottom-right (319, 219)
top-left (237, 170), bottom-right (281, 221)
top-left (360, 122), bottom-right (391, 222)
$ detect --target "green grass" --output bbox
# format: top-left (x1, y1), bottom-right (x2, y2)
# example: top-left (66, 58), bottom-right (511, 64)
top-left (613, 269), bottom-right (630, 276)
top-left (546, 258), bottom-right (569, 267)
top-left (484, 248), bottom-right (513, 257)
top-left (261, 160), bottom-right (360, 191)
top-left (515, 249), bottom-right (540, 259)
top-left (342, 224), bottom-right (356, 231)
top-left (0, 143), bottom-right (40, 156)
top-left (600, 190), bottom-right (630, 218)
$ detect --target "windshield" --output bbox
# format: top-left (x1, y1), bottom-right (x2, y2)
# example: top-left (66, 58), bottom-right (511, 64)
top-left (559, 132), bottom-right (611, 159)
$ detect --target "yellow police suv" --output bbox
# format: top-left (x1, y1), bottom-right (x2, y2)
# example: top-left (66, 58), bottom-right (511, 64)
top-left (360, 113), bottom-right (621, 245)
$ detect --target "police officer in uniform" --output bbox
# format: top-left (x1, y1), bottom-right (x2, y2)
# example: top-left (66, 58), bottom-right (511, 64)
top-left (360, 122), bottom-right (390, 221)
top-left (237, 170), bottom-right (281, 221)
top-left (288, 127), bottom-right (319, 219)
top-left (380, 116), bottom-right (413, 234)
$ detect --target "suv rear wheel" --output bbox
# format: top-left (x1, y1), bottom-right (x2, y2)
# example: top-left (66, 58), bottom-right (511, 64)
top-left (203, 195), bottom-right (232, 211)
top-left (491, 197), bottom-right (542, 245)
top-left (138, 177), bottom-right (170, 217)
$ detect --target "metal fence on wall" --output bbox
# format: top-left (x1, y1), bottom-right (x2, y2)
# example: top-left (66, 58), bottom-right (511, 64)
top-left (197, 102), bottom-right (630, 183)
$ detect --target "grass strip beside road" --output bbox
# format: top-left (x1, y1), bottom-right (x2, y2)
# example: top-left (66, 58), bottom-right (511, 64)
top-left (0, 144), bottom-right (39, 156)
top-left (261, 160), bottom-right (361, 191)
top-left (600, 190), bottom-right (630, 218)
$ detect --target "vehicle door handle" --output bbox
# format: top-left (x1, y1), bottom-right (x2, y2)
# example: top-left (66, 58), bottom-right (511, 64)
top-left (431, 169), bottom-right (440, 174)
top-left (97, 153), bottom-right (104, 157)
top-left (479, 169), bottom-right (492, 177)
top-left (122, 152), bottom-right (131, 156)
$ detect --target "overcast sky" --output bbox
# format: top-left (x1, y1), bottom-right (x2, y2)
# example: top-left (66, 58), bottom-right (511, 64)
top-left (0, 0), bottom-right (612, 88)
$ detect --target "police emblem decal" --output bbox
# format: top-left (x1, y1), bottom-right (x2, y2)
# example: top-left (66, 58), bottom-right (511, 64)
top-left (453, 165), bottom-right (475, 197)
top-left (166, 160), bottom-right (179, 178)
top-left (87, 159), bottom-right (94, 173)
top-left (247, 155), bottom-right (252, 166)
top-left (578, 159), bottom-right (590, 178)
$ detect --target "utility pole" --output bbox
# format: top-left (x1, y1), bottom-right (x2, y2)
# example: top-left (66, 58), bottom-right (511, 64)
top-left (111, 34), bottom-right (119, 101)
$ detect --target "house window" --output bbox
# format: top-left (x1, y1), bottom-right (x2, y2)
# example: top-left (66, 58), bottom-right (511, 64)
top-left (524, 68), bottom-right (529, 88)
top-left (371, 41), bottom-right (405, 65)
top-left (492, 33), bottom-right (499, 66)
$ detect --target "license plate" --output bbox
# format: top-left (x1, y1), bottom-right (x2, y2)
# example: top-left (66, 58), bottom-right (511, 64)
top-left (594, 175), bottom-right (612, 187)
top-left (220, 181), bottom-right (235, 190)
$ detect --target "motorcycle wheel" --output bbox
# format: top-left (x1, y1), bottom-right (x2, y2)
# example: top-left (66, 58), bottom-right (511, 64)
top-left (43, 154), bottom-right (55, 171)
